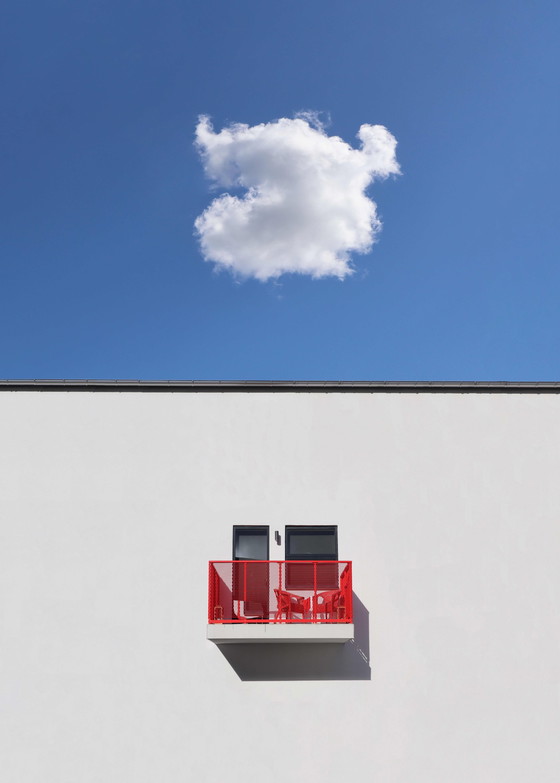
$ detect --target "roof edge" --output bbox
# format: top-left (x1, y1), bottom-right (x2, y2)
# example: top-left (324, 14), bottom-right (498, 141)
top-left (1, 380), bottom-right (560, 393)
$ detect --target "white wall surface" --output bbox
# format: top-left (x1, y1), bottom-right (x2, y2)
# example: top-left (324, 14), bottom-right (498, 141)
top-left (1, 390), bottom-right (560, 782)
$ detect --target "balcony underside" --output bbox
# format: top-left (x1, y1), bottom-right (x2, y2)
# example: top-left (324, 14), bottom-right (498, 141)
top-left (207, 623), bottom-right (354, 644)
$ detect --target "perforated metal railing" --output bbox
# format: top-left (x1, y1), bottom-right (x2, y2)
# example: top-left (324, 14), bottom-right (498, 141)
top-left (208, 561), bottom-right (352, 623)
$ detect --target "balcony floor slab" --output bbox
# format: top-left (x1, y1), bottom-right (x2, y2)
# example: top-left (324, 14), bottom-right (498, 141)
top-left (207, 623), bottom-right (354, 644)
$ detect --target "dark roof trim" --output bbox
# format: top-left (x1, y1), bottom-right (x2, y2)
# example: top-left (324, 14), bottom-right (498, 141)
top-left (1, 380), bottom-right (560, 393)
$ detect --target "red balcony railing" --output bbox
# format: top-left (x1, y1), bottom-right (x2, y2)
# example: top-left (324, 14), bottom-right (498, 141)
top-left (208, 561), bottom-right (352, 623)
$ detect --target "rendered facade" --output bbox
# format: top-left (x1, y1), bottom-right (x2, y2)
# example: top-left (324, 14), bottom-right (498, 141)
top-left (1, 381), bottom-right (560, 782)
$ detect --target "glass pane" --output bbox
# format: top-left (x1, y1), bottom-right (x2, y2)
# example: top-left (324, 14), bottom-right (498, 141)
top-left (234, 532), bottom-right (268, 560)
top-left (288, 532), bottom-right (337, 556)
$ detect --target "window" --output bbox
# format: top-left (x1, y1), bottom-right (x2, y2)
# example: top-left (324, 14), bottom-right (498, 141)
top-left (285, 526), bottom-right (338, 561)
top-left (284, 526), bottom-right (338, 590)
top-left (232, 526), bottom-right (269, 560)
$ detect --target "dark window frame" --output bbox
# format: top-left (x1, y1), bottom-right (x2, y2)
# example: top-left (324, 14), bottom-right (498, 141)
top-left (232, 525), bottom-right (270, 561)
top-left (284, 525), bottom-right (338, 561)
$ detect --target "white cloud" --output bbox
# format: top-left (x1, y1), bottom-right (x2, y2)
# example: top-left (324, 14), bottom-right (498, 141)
top-left (194, 115), bottom-right (400, 281)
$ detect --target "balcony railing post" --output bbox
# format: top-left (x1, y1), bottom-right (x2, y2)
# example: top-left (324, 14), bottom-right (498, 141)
top-left (348, 561), bottom-right (353, 622)
top-left (278, 561), bottom-right (282, 623)
top-left (313, 561), bottom-right (317, 623)
top-left (243, 561), bottom-right (247, 623)
top-left (208, 562), bottom-right (212, 623)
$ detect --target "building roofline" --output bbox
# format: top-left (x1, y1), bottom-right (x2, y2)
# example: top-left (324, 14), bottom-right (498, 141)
top-left (1, 379), bottom-right (560, 393)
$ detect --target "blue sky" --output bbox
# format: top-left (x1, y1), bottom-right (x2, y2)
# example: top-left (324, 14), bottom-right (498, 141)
top-left (1, 0), bottom-right (559, 380)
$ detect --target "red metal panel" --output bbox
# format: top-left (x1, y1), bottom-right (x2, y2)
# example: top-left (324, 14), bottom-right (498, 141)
top-left (232, 561), bottom-right (270, 619)
top-left (284, 561), bottom-right (339, 590)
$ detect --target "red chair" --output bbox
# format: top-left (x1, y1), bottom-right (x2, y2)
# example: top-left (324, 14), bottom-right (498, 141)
top-left (313, 566), bottom-right (351, 620)
top-left (274, 588), bottom-right (310, 620)
top-left (313, 589), bottom-right (338, 619)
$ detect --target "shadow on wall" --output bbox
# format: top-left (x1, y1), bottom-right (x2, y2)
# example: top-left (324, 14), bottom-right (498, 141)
top-left (217, 592), bottom-right (370, 681)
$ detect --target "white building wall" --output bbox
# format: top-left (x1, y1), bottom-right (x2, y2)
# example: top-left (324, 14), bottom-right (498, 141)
top-left (1, 390), bottom-right (560, 782)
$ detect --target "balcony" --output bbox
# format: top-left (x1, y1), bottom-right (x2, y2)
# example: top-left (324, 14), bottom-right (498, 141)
top-left (207, 560), bottom-right (354, 643)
